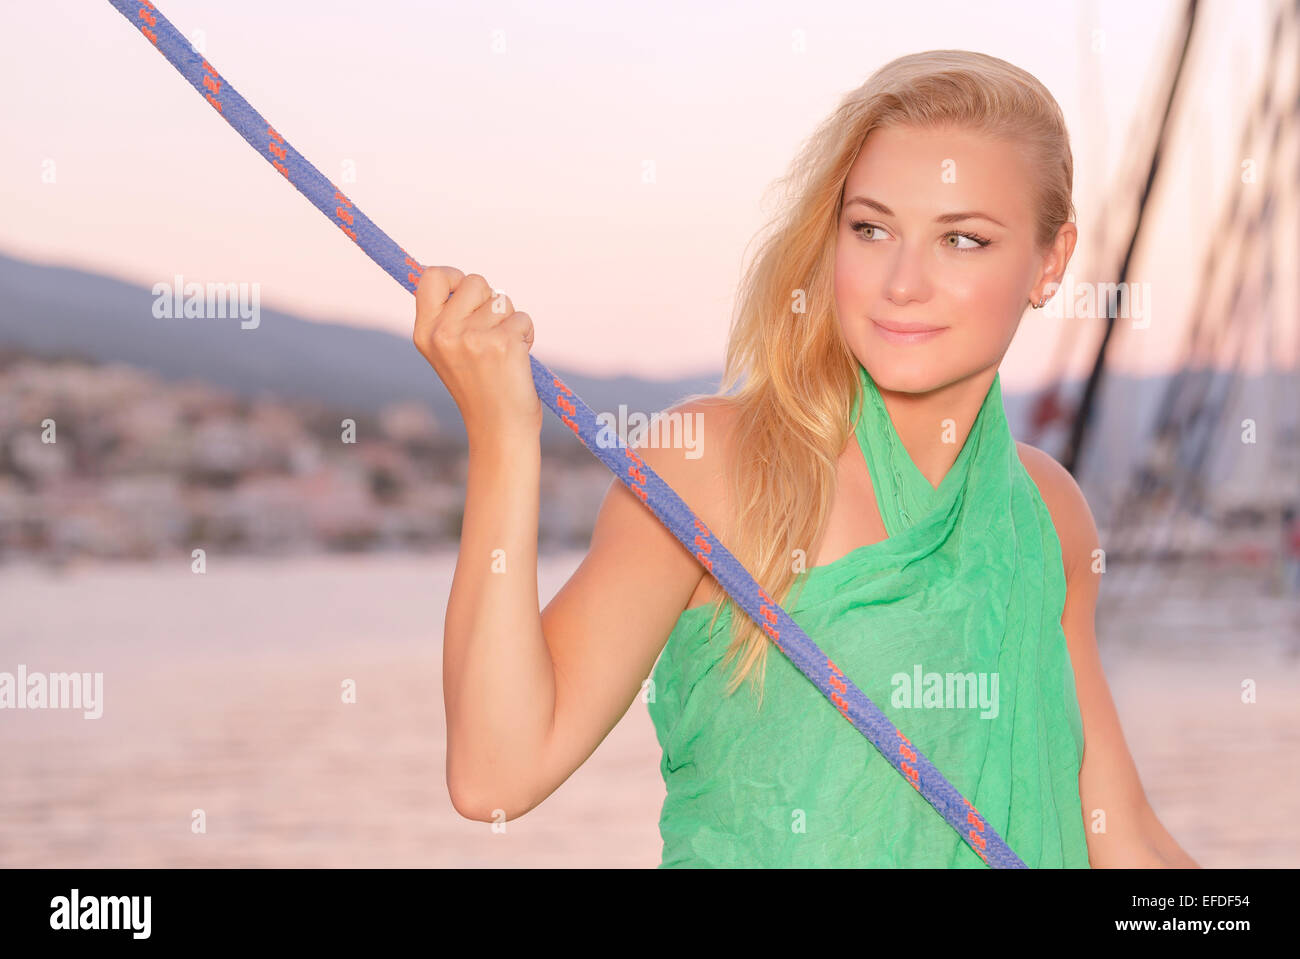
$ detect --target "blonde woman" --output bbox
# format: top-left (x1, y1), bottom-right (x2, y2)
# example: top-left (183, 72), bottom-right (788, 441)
top-left (415, 50), bottom-right (1199, 869)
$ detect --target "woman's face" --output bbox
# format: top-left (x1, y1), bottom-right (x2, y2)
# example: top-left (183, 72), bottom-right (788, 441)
top-left (833, 123), bottom-right (1070, 395)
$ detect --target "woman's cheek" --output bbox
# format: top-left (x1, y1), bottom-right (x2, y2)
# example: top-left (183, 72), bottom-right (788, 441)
top-left (833, 257), bottom-right (864, 322)
top-left (839, 252), bottom-right (883, 310)
top-left (936, 262), bottom-right (983, 305)
top-left (833, 245), bottom-right (857, 298)
top-left (949, 267), bottom-right (1014, 326)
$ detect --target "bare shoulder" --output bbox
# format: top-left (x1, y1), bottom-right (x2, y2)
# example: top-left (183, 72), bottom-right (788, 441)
top-left (622, 395), bottom-right (741, 614)
top-left (1014, 440), bottom-right (1101, 582)
top-left (632, 395), bottom-right (739, 533)
top-left (595, 394), bottom-right (742, 549)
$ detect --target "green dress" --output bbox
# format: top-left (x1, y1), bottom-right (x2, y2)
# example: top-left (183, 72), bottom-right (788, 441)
top-left (646, 363), bottom-right (1090, 867)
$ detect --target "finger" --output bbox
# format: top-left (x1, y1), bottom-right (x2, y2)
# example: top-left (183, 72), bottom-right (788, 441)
top-left (444, 273), bottom-right (495, 323)
top-left (436, 264), bottom-right (466, 298)
top-left (501, 310), bottom-right (534, 347)
top-left (415, 267), bottom-right (482, 348)
top-left (415, 264), bottom-right (458, 308)
top-left (414, 265), bottom-right (455, 342)
top-left (465, 288), bottom-right (517, 331)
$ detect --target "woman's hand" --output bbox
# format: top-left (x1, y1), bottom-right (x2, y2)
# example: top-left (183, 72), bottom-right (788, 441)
top-left (413, 265), bottom-right (542, 443)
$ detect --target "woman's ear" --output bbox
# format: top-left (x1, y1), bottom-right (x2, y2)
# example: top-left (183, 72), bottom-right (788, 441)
top-left (1036, 222), bottom-right (1077, 301)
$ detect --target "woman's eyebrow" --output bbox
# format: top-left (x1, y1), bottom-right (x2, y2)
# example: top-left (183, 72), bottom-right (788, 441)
top-left (843, 195), bottom-right (1006, 229)
top-left (934, 210), bottom-right (1007, 228)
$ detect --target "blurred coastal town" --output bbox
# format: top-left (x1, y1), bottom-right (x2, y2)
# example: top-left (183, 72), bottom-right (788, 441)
top-left (3, 344), bottom-right (1298, 581)
top-left (0, 347), bottom-right (615, 565)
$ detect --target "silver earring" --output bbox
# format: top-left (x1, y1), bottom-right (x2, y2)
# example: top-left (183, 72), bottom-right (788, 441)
top-left (1030, 294), bottom-right (1047, 309)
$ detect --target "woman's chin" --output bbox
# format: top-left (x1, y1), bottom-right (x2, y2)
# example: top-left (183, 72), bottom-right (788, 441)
top-left (859, 360), bottom-right (948, 396)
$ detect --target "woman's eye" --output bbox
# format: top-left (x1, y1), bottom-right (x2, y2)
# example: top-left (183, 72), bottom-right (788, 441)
top-left (851, 221), bottom-right (889, 241)
top-left (943, 232), bottom-right (989, 250)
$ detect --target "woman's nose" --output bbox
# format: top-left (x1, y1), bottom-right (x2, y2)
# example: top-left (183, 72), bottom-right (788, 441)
top-left (883, 240), bottom-right (931, 305)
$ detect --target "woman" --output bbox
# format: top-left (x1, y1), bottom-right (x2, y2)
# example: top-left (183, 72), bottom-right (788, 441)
top-left (414, 50), bottom-right (1199, 868)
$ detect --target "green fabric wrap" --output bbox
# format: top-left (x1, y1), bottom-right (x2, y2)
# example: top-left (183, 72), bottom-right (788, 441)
top-left (648, 362), bottom-right (1090, 867)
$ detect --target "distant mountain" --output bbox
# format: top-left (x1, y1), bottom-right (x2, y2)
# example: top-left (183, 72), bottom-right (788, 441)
top-left (0, 251), bottom-right (723, 447)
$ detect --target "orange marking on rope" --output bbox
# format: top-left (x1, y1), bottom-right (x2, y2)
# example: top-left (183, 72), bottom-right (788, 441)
top-left (404, 255), bottom-right (422, 271)
top-left (693, 535), bottom-right (711, 554)
top-left (201, 59), bottom-right (217, 76)
top-left (757, 592), bottom-right (779, 639)
top-left (138, 7), bottom-right (157, 26)
top-left (761, 622), bottom-right (780, 642)
top-left (268, 142), bottom-right (287, 161)
top-left (695, 551), bottom-right (713, 571)
top-left (828, 673), bottom-right (846, 696)
top-left (407, 272), bottom-right (421, 286)
top-left (202, 73), bottom-right (221, 95)
top-left (272, 159), bottom-right (289, 178)
top-left (557, 395), bottom-right (576, 418)
top-left (969, 832), bottom-right (987, 850)
top-left (267, 126), bottom-right (285, 143)
top-left (204, 93), bottom-right (223, 113)
top-left (552, 377), bottom-right (572, 397)
top-left (631, 486), bottom-right (648, 504)
top-left (693, 516), bottom-right (711, 537)
top-left (562, 414), bottom-right (580, 435)
top-left (336, 206), bottom-right (354, 226)
top-left (830, 691), bottom-right (850, 717)
top-left (625, 448), bottom-right (644, 468)
top-left (900, 761), bottom-right (920, 785)
top-left (966, 810), bottom-right (984, 830)
top-left (142, 26), bottom-right (158, 44)
top-left (335, 189), bottom-right (353, 207)
top-left (628, 465), bottom-right (646, 484)
top-left (339, 223), bottom-right (357, 241)
top-left (896, 730), bottom-right (912, 746)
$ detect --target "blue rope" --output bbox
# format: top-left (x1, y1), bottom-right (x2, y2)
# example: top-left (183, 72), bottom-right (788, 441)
top-left (107, 0), bottom-right (1025, 868)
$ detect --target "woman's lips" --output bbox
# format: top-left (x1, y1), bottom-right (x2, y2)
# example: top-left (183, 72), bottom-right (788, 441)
top-left (870, 318), bottom-right (947, 345)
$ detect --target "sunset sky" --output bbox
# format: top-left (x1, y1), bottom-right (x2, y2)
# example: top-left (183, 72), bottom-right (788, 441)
top-left (0, 0), bottom-right (1280, 385)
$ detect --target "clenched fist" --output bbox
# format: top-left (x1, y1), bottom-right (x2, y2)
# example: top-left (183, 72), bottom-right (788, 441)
top-left (413, 266), bottom-right (542, 442)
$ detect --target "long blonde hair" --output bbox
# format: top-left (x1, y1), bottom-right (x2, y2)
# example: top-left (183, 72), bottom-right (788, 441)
top-left (676, 50), bottom-right (1076, 708)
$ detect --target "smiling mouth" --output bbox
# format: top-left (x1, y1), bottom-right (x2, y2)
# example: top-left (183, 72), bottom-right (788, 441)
top-left (871, 318), bottom-right (947, 342)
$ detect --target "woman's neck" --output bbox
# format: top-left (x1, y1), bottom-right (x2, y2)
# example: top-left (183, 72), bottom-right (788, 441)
top-left (873, 367), bottom-right (997, 490)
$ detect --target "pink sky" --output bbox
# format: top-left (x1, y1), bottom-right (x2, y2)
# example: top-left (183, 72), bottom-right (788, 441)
top-left (0, 0), bottom-right (1279, 384)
